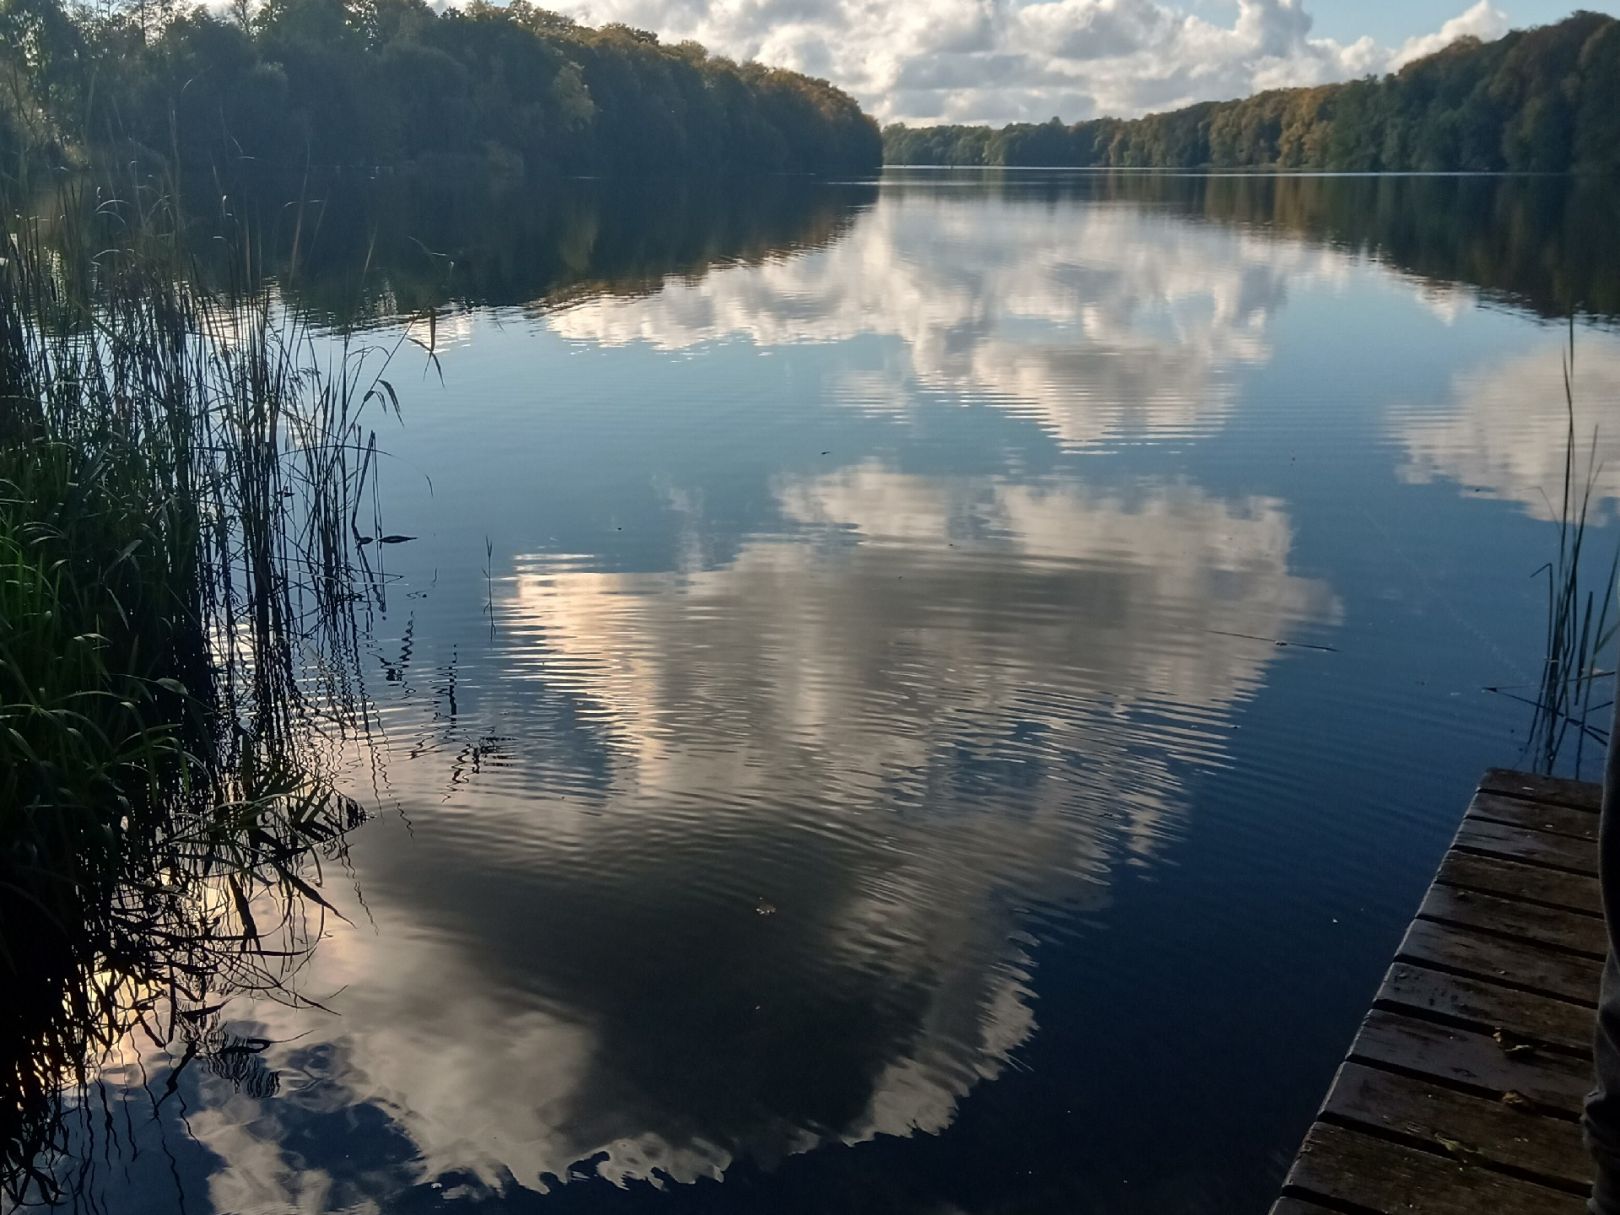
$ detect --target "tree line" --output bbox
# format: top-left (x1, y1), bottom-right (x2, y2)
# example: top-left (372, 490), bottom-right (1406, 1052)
top-left (884, 12), bottom-right (1620, 173)
top-left (0, 0), bottom-right (882, 176)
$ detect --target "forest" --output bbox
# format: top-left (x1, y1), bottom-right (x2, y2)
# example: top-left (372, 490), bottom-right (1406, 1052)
top-left (883, 11), bottom-right (1620, 173)
top-left (0, 0), bottom-right (882, 176)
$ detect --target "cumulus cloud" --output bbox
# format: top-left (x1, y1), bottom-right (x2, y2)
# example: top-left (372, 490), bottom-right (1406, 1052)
top-left (527, 0), bottom-right (1511, 123)
top-left (1390, 1), bottom-right (1509, 71)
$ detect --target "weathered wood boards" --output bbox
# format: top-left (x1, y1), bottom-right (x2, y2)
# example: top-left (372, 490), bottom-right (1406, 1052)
top-left (1271, 770), bottom-right (1603, 1214)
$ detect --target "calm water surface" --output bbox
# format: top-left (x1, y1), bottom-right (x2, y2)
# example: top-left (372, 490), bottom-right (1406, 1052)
top-left (78, 171), bottom-right (1620, 1213)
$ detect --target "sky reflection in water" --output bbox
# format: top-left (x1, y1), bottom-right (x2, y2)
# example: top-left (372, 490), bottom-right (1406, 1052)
top-left (73, 171), bottom-right (1620, 1215)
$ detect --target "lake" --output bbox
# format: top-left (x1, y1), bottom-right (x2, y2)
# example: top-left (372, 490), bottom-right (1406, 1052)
top-left (50, 169), bottom-right (1620, 1213)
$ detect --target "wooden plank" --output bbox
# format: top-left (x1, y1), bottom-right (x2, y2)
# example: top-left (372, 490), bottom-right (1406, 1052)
top-left (1481, 769), bottom-right (1601, 813)
top-left (1321, 1061), bottom-right (1592, 1188)
top-left (1468, 792), bottom-right (1598, 842)
top-left (1274, 772), bottom-right (1608, 1215)
top-left (1436, 851), bottom-right (1602, 916)
top-left (1282, 1120), bottom-right (1586, 1214)
top-left (1376, 962), bottom-right (1596, 1056)
top-left (1419, 885), bottom-right (1608, 959)
top-left (1453, 818), bottom-right (1597, 877)
top-left (1397, 919), bottom-right (1600, 1005)
top-left (1349, 1009), bottom-right (1594, 1115)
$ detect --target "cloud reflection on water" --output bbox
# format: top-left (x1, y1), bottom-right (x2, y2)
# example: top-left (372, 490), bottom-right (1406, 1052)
top-left (1393, 338), bottom-right (1620, 522)
top-left (154, 465), bottom-right (1339, 1209)
top-left (545, 194), bottom-right (1355, 449)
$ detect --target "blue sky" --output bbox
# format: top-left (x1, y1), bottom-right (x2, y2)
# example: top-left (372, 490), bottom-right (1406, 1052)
top-left (535, 1), bottom-right (1615, 125)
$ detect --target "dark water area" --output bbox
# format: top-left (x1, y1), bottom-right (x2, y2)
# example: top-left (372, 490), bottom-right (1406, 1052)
top-left (23, 168), bottom-right (1620, 1213)
top-left (169, 167), bottom-right (1620, 323)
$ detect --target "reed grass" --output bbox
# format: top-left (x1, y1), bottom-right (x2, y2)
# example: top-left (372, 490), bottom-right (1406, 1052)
top-left (1521, 325), bottom-right (1619, 776)
top-left (0, 173), bottom-right (397, 1204)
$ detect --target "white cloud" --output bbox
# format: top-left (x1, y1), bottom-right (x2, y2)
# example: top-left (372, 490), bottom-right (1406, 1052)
top-left (524, 0), bottom-right (1511, 124)
top-left (1389, 1), bottom-right (1509, 71)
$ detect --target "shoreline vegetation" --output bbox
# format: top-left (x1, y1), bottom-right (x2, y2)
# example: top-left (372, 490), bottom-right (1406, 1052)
top-left (6, 4), bottom-right (1614, 183)
top-left (0, 176), bottom-right (389, 1203)
top-left (883, 12), bottom-right (1620, 173)
top-left (0, 0), bottom-right (881, 179)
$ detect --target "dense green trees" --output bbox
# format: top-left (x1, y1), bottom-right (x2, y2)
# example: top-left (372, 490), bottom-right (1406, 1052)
top-left (0, 0), bottom-right (881, 176)
top-left (884, 12), bottom-right (1620, 173)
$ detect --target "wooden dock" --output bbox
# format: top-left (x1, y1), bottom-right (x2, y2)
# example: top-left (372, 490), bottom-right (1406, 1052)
top-left (1272, 768), bottom-right (1605, 1214)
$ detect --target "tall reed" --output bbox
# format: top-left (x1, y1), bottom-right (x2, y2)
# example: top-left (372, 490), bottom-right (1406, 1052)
top-left (0, 174), bottom-right (399, 1204)
top-left (1522, 326), bottom-right (1618, 776)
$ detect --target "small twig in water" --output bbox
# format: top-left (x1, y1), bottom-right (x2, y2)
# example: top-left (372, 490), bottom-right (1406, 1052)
top-left (1205, 628), bottom-right (1339, 654)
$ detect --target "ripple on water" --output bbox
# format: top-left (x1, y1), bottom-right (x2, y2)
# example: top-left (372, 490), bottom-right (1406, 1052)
top-left (70, 172), bottom-right (1620, 1215)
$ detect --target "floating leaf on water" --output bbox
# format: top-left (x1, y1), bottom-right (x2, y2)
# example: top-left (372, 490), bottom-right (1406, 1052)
top-left (378, 534), bottom-right (417, 545)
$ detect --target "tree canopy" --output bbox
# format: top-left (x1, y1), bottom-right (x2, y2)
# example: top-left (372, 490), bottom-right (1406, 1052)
top-left (883, 12), bottom-right (1620, 173)
top-left (0, 0), bottom-right (882, 176)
